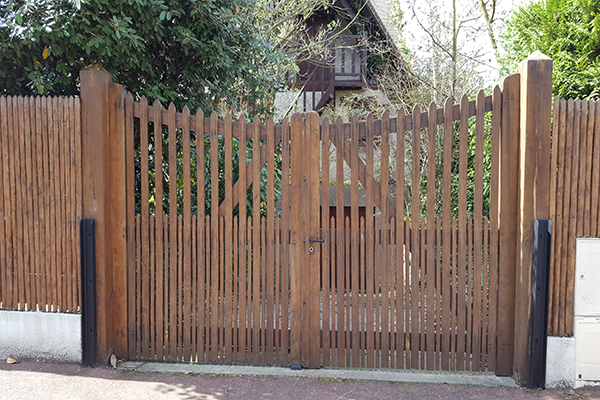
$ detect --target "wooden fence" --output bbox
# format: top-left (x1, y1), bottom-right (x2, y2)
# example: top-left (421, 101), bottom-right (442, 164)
top-left (125, 88), bottom-right (507, 371)
top-left (0, 96), bottom-right (82, 313)
top-left (549, 98), bottom-right (600, 336)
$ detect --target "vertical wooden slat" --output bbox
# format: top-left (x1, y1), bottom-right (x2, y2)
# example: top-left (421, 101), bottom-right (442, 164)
top-left (396, 109), bottom-right (406, 370)
top-left (163, 216), bottom-right (170, 358)
top-left (223, 113), bottom-right (233, 364)
top-left (2, 97), bottom-right (15, 310)
top-left (237, 116), bottom-right (247, 364)
top-left (473, 90), bottom-right (485, 371)
top-left (139, 97), bottom-right (150, 360)
top-left (152, 100), bottom-right (164, 361)
top-left (178, 214), bottom-right (184, 360)
top-left (381, 111), bottom-right (390, 369)
top-left (209, 112), bottom-right (219, 362)
top-left (63, 98), bottom-right (72, 311)
top-left (247, 216), bottom-right (254, 363)
top-left (191, 215), bottom-right (197, 362)
top-left (335, 117), bottom-right (344, 367)
top-left (219, 215), bottom-right (226, 362)
top-left (195, 109), bottom-right (205, 362)
top-left (583, 101), bottom-right (595, 236)
top-left (466, 217), bottom-right (473, 370)
top-left (451, 216), bottom-right (458, 369)
top-left (149, 215), bottom-right (155, 359)
top-left (374, 216), bottom-right (382, 368)
top-left (410, 104), bottom-right (421, 369)
top-left (329, 216), bottom-right (336, 365)
top-left (280, 118), bottom-right (290, 366)
top-left (266, 117), bottom-right (275, 366)
top-left (260, 216), bottom-right (266, 365)
top-left (548, 98), bottom-right (564, 318)
top-left (420, 216), bottom-right (426, 368)
top-left (483, 216), bottom-right (489, 369)
top-left (390, 216), bottom-right (397, 368)
top-left (204, 216), bottom-right (211, 362)
top-left (578, 102), bottom-right (590, 237)
top-left (441, 98), bottom-right (453, 371)
top-left (68, 97), bottom-right (78, 311)
top-left (350, 115), bottom-right (360, 367)
top-left (0, 97), bottom-right (9, 309)
top-left (346, 216), bottom-right (353, 367)
top-left (359, 216), bottom-right (366, 368)
top-left (252, 118), bottom-right (261, 365)
top-left (457, 94), bottom-right (469, 371)
top-left (321, 118), bottom-right (331, 367)
top-left (436, 218), bottom-right (442, 369)
top-left (488, 86), bottom-right (501, 371)
top-left (13, 97), bottom-right (26, 309)
top-left (182, 106), bottom-right (192, 362)
top-left (135, 215), bottom-right (142, 357)
top-left (565, 100), bottom-right (581, 336)
top-left (273, 217), bottom-right (280, 364)
top-left (365, 113), bottom-right (375, 368)
top-left (167, 103), bottom-right (178, 361)
top-left (426, 102), bottom-right (436, 371)
top-left (591, 101), bottom-right (600, 238)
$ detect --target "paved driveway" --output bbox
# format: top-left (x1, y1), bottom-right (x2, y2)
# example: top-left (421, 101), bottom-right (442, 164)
top-left (1, 361), bottom-right (599, 400)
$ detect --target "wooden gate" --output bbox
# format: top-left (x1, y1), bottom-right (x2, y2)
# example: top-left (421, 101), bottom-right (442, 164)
top-left (123, 77), bottom-right (519, 372)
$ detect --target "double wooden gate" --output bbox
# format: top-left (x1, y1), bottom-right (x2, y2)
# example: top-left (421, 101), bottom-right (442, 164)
top-left (123, 77), bottom-right (521, 373)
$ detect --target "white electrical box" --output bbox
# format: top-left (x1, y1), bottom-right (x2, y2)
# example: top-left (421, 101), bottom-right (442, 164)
top-left (574, 239), bottom-right (600, 383)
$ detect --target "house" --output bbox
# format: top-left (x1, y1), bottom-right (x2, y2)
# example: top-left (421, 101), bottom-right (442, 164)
top-left (275, 0), bottom-right (404, 117)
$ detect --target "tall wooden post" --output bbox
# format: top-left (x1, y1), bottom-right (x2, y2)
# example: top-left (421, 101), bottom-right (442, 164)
top-left (497, 73), bottom-right (520, 376)
top-left (80, 66), bottom-right (128, 364)
top-left (513, 52), bottom-right (553, 384)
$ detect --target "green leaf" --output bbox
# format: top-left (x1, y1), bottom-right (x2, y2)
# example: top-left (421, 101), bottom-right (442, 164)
top-left (16, 13), bottom-right (23, 25)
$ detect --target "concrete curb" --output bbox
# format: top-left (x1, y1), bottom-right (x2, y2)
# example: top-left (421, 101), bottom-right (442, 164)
top-left (119, 362), bottom-right (517, 388)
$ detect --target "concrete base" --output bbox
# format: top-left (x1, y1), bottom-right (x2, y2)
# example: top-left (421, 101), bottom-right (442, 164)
top-left (546, 336), bottom-right (576, 388)
top-left (120, 362), bottom-right (517, 388)
top-left (0, 310), bottom-right (81, 363)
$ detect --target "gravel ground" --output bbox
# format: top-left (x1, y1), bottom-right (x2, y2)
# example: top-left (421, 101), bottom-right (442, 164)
top-left (1, 361), bottom-right (600, 400)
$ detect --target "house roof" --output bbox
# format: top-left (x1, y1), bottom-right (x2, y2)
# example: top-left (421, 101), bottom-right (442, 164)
top-left (365, 0), bottom-right (401, 45)
top-left (336, 0), bottom-right (401, 48)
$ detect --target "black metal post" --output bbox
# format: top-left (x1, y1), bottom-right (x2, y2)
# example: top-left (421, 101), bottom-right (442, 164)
top-left (529, 219), bottom-right (552, 388)
top-left (80, 219), bottom-right (97, 367)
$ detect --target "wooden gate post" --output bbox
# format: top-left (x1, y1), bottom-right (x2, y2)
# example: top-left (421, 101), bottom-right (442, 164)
top-left (289, 112), bottom-right (321, 368)
top-left (80, 66), bottom-right (128, 364)
top-left (513, 51), bottom-right (553, 384)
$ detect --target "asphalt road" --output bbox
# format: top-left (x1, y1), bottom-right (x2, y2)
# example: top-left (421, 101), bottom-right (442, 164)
top-left (1, 361), bottom-right (599, 400)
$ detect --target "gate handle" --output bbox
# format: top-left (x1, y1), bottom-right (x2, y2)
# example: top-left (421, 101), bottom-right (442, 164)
top-left (309, 238), bottom-right (324, 243)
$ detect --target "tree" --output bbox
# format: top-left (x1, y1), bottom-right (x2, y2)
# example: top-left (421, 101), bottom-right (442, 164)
top-left (0, 0), bottom-right (286, 116)
top-left (499, 0), bottom-right (600, 100)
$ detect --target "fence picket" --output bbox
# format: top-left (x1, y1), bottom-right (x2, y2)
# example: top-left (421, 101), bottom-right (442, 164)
top-left (321, 118), bottom-right (331, 367)
top-left (473, 90), bottom-right (485, 371)
top-left (149, 100), bottom-right (163, 360)
top-left (224, 113), bottom-right (233, 364)
top-left (426, 102), bottom-right (436, 371)
top-left (381, 111), bottom-right (390, 369)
